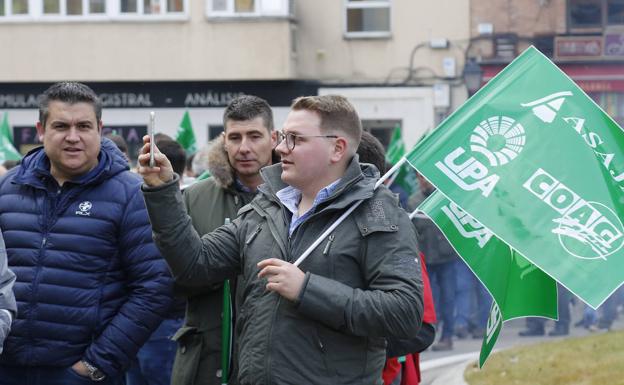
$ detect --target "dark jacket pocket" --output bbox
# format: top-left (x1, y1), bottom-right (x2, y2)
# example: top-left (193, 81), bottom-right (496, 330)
top-left (171, 326), bottom-right (202, 385)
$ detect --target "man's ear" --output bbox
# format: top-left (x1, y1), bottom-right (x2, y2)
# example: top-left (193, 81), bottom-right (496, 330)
top-left (98, 121), bottom-right (103, 133)
top-left (330, 137), bottom-right (349, 163)
top-left (35, 122), bottom-right (45, 142)
top-left (270, 130), bottom-right (278, 149)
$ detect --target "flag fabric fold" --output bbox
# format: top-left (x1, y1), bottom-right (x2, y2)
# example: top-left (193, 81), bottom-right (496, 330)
top-left (416, 192), bottom-right (557, 366)
top-left (405, 46), bottom-right (624, 310)
top-left (385, 125), bottom-right (417, 195)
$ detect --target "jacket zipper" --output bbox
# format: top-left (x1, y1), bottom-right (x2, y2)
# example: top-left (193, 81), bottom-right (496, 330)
top-left (322, 234), bottom-right (335, 255)
top-left (245, 225), bottom-right (262, 245)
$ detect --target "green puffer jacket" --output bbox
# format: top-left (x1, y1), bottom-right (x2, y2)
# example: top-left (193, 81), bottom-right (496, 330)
top-left (144, 156), bottom-right (424, 385)
top-left (171, 136), bottom-right (256, 385)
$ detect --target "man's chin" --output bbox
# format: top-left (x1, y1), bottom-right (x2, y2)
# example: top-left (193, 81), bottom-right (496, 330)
top-left (235, 166), bottom-right (261, 177)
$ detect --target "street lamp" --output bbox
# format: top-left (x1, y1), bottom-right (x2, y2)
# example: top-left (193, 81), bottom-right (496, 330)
top-left (463, 58), bottom-right (483, 96)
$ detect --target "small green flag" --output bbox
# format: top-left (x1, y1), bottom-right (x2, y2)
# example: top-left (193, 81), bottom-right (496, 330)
top-left (406, 46), bottom-right (624, 309)
top-left (176, 111), bottom-right (197, 155)
top-left (386, 125), bottom-right (405, 165)
top-left (0, 112), bottom-right (22, 163)
top-left (385, 125), bottom-right (417, 195)
top-left (417, 193), bottom-right (557, 366)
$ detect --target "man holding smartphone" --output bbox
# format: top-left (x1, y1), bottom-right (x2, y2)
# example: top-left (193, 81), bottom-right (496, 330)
top-left (170, 95), bottom-right (278, 385)
top-left (139, 95), bottom-right (423, 385)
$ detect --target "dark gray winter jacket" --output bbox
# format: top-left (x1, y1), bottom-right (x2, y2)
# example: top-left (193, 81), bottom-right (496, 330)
top-left (143, 156), bottom-right (424, 385)
top-left (0, 230), bottom-right (16, 353)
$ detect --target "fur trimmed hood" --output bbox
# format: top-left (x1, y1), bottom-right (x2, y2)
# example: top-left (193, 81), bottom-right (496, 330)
top-left (206, 135), bottom-right (235, 189)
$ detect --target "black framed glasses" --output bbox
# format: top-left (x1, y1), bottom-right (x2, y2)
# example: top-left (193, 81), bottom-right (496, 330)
top-left (277, 131), bottom-right (338, 151)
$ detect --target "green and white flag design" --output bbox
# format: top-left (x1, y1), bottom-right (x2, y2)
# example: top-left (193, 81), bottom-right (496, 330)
top-left (406, 46), bottom-right (624, 310)
top-left (416, 192), bottom-right (557, 366)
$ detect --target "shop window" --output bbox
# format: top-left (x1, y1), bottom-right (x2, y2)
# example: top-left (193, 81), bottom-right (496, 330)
top-left (207, 0), bottom-right (290, 17)
top-left (568, 0), bottom-right (624, 31)
top-left (345, 0), bottom-right (391, 38)
top-left (589, 91), bottom-right (624, 126)
top-left (608, 0), bottom-right (624, 24)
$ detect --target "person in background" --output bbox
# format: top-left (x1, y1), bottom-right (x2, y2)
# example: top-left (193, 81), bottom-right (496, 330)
top-left (356, 131), bottom-right (435, 385)
top-left (171, 95), bottom-right (278, 385)
top-left (126, 138), bottom-right (187, 385)
top-left (0, 82), bottom-right (173, 384)
top-left (408, 172), bottom-right (458, 351)
top-left (105, 133), bottom-right (130, 164)
top-left (138, 94), bottom-right (424, 385)
top-left (454, 262), bottom-right (492, 340)
top-left (0, 230), bottom-right (17, 354)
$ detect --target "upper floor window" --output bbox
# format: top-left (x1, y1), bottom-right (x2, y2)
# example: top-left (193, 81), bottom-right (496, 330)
top-left (568, 0), bottom-right (624, 31)
top-left (206, 0), bottom-right (291, 18)
top-left (0, 0), bottom-right (186, 19)
top-left (120, 0), bottom-right (184, 15)
top-left (1, 0), bottom-right (29, 16)
top-left (344, 0), bottom-right (391, 39)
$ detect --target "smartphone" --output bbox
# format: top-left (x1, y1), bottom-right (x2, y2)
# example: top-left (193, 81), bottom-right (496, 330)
top-left (149, 111), bottom-right (156, 167)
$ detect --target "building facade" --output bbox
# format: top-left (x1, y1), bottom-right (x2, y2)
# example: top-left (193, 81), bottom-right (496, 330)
top-left (1, 0), bottom-right (471, 161)
top-left (469, 0), bottom-right (624, 126)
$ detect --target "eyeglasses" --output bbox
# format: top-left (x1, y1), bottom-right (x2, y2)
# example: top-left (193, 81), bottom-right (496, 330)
top-left (277, 131), bottom-right (338, 151)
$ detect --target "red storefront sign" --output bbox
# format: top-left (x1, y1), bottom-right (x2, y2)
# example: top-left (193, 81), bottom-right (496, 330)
top-left (555, 36), bottom-right (603, 59)
top-left (482, 63), bottom-right (624, 92)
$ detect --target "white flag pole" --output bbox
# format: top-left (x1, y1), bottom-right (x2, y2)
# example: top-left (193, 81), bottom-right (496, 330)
top-left (293, 157), bottom-right (408, 267)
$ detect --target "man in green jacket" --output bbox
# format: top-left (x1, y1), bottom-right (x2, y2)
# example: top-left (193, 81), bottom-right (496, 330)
top-left (139, 95), bottom-right (424, 385)
top-left (171, 95), bottom-right (277, 385)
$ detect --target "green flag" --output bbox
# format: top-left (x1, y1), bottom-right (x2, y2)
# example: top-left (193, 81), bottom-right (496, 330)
top-left (385, 125), bottom-right (417, 195)
top-left (416, 192), bottom-right (557, 366)
top-left (406, 46), bottom-right (624, 309)
top-left (0, 113), bottom-right (22, 163)
top-left (386, 124), bottom-right (405, 164)
top-left (176, 111), bottom-right (197, 155)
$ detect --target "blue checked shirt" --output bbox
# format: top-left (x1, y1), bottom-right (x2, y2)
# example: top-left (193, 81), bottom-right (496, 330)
top-left (276, 179), bottom-right (342, 236)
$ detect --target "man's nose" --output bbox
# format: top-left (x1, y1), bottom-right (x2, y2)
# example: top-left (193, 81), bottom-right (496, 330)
top-left (65, 127), bottom-right (80, 142)
top-left (238, 137), bottom-right (251, 153)
top-left (275, 138), bottom-right (289, 155)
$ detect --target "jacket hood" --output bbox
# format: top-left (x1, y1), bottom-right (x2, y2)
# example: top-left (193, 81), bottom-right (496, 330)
top-left (14, 137), bottom-right (130, 187)
top-left (206, 135), bottom-right (235, 189)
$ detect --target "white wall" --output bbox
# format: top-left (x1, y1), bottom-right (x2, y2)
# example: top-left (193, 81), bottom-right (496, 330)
top-left (319, 87), bottom-right (435, 149)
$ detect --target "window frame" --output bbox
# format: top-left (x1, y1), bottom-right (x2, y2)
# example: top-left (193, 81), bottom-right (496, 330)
top-left (0, 0), bottom-right (189, 21)
top-left (343, 0), bottom-right (392, 39)
top-left (567, 0), bottom-right (624, 33)
top-left (205, 0), bottom-right (291, 19)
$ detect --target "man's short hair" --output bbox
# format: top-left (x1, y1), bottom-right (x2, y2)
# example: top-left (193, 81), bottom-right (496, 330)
top-left (356, 131), bottom-right (386, 174)
top-left (39, 82), bottom-right (102, 127)
top-left (223, 95), bottom-right (274, 132)
top-left (291, 95), bottom-right (362, 154)
top-left (158, 139), bottom-right (187, 177)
